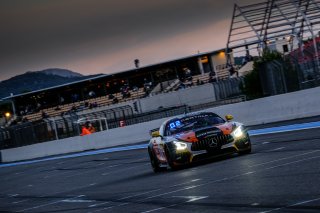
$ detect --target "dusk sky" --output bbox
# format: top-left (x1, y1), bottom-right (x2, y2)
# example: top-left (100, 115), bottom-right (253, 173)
top-left (0, 0), bottom-right (257, 81)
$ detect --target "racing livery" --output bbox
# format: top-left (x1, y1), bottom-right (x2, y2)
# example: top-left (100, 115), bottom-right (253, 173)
top-left (148, 112), bottom-right (251, 172)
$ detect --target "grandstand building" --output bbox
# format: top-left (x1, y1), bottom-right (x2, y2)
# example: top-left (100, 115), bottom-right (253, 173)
top-left (0, 48), bottom-right (237, 124)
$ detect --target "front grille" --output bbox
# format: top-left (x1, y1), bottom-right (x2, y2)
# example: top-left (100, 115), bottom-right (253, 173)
top-left (191, 134), bottom-right (233, 151)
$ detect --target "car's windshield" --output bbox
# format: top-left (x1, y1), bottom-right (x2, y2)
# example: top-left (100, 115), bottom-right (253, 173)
top-left (165, 113), bottom-right (225, 136)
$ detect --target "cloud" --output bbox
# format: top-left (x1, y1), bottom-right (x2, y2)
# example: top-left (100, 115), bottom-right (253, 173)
top-left (0, 0), bottom-right (258, 81)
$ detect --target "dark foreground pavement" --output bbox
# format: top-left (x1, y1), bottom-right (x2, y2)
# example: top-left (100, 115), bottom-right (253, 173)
top-left (0, 125), bottom-right (320, 212)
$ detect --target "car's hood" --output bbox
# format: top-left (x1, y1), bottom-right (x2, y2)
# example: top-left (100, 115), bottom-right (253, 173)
top-left (173, 122), bottom-right (234, 143)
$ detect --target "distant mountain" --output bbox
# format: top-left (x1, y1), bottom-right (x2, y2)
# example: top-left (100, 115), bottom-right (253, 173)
top-left (40, 68), bottom-right (83, 78)
top-left (0, 68), bottom-right (102, 99)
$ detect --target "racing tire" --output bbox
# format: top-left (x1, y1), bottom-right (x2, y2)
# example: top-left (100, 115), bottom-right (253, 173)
top-left (238, 146), bottom-right (251, 155)
top-left (164, 146), bottom-right (177, 170)
top-left (238, 136), bottom-right (252, 155)
top-left (148, 148), bottom-right (162, 173)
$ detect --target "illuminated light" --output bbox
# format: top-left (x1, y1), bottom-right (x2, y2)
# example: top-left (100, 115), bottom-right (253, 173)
top-left (169, 120), bottom-right (182, 129)
top-left (232, 126), bottom-right (244, 138)
top-left (174, 141), bottom-right (187, 151)
top-left (218, 51), bottom-right (226, 59)
top-left (5, 112), bottom-right (11, 118)
top-left (201, 56), bottom-right (208, 63)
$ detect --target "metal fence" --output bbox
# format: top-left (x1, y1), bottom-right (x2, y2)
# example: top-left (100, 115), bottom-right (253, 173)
top-left (212, 77), bottom-right (244, 100)
top-left (258, 60), bottom-right (289, 96)
top-left (289, 38), bottom-right (320, 90)
top-left (0, 105), bottom-right (189, 149)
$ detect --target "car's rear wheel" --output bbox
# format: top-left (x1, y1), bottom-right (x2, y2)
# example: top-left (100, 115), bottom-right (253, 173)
top-left (148, 148), bottom-right (162, 173)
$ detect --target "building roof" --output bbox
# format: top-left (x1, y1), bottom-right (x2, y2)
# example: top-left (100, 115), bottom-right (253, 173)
top-left (1, 47), bottom-right (225, 101)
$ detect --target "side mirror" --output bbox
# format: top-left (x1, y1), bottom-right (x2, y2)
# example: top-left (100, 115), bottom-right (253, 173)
top-left (151, 131), bottom-right (161, 138)
top-left (225, 114), bottom-right (233, 121)
top-left (150, 128), bottom-right (161, 138)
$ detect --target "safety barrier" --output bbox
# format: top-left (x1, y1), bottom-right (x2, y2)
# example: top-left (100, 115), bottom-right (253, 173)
top-left (1, 86), bottom-right (320, 162)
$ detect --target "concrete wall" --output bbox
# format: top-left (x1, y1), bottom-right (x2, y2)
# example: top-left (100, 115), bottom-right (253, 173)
top-left (139, 84), bottom-right (216, 112)
top-left (203, 86), bottom-right (320, 125)
top-left (1, 118), bottom-right (167, 163)
top-left (2, 86), bottom-right (320, 162)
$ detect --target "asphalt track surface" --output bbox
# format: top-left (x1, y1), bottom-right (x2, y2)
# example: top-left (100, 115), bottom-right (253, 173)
top-left (1, 123), bottom-right (320, 212)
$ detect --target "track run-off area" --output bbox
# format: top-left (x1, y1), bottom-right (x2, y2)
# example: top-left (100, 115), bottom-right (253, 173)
top-left (0, 119), bottom-right (320, 212)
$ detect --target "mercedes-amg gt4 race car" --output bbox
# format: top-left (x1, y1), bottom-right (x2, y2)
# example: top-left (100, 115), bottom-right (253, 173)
top-left (148, 112), bottom-right (251, 172)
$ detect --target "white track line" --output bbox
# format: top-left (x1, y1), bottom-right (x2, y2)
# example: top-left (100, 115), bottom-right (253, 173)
top-left (106, 155), bottom-right (320, 213)
top-left (259, 197), bottom-right (320, 213)
top-left (249, 150), bottom-right (320, 168)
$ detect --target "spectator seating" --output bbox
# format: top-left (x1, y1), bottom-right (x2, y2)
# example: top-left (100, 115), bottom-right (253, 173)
top-left (23, 87), bottom-right (146, 122)
top-left (21, 70), bottom-right (229, 122)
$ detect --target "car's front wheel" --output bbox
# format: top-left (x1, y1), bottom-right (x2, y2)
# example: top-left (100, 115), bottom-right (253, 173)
top-left (148, 148), bottom-right (162, 173)
top-left (239, 146), bottom-right (251, 155)
top-left (164, 146), bottom-right (178, 170)
top-left (238, 136), bottom-right (252, 155)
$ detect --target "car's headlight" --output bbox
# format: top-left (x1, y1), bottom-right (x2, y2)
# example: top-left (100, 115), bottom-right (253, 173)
top-left (232, 126), bottom-right (244, 138)
top-left (173, 141), bottom-right (188, 150)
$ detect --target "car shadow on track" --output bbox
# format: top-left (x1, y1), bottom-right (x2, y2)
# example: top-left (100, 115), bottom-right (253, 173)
top-left (165, 150), bottom-right (244, 172)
